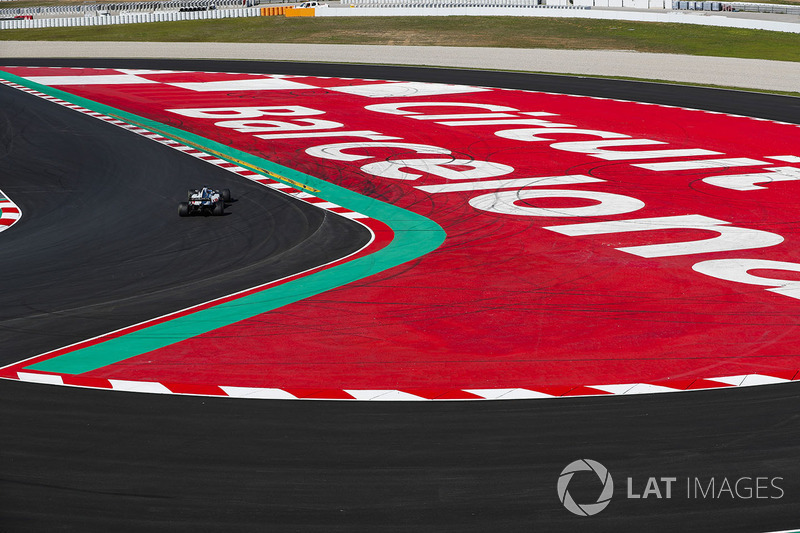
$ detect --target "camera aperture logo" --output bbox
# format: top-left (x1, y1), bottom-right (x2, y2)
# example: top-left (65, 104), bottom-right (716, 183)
top-left (557, 459), bottom-right (614, 516)
top-left (557, 459), bottom-right (785, 517)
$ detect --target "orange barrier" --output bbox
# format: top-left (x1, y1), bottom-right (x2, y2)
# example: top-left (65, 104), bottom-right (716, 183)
top-left (260, 6), bottom-right (288, 15)
top-left (284, 6), bottom-right (316, 16)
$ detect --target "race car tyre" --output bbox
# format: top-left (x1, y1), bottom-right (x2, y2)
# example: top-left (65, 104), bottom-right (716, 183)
top-left (213, 202), bottom-right (224, 216)
top-left (178, 202), bottom-right (190, 217)
top-left (221, 189), bottom-right (231, 202)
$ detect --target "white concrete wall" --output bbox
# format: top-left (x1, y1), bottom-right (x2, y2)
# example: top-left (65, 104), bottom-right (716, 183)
top-left (622, 0), bottom-right (650, 8)
top-left (0, 7), bottom-right (260, 30)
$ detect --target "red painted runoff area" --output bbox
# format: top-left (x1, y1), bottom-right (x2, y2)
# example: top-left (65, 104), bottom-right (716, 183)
top-left (3, 67), bottom-right (800, 395)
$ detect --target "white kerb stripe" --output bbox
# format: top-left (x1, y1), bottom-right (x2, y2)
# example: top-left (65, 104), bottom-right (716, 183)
top-left (221, 386), bottom-right (298, 399)
top-left (17, 372), bottom-right (64, 385)
top-left (109, 379), bottom-right (172, 393)
top-left (465, 388), bottom-right (553, 399)
top-left (344, 390), bottom-right (426, 401)
top-left (712, 374), bottom-right (791, 387)
top-left (590, 383), bottom-right (681, 395)
top-left (311, 202), bottom-right (341, 209)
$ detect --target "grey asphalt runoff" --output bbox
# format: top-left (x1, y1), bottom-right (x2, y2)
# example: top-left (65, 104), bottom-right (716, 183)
top-left (1, 59), bottom-right (799, 533)
top-left (2, 40), bottom-right (800, 93)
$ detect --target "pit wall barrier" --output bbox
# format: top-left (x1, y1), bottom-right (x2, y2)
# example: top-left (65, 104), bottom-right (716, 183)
top-left (0, 6), bottom-right (261, 29)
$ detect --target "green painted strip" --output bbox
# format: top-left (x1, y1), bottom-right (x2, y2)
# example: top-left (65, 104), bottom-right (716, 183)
top-left (0, 70), bottom-right (446, 375)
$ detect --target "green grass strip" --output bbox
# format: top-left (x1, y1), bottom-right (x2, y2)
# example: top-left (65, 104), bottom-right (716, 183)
top-left (0, 69), bottom-right (446, 375)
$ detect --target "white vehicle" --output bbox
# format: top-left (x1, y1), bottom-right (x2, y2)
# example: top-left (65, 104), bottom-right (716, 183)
top-left (179, 186), bottom-right (231, 217)
top-left (298, 1), bottom-right (328, 7)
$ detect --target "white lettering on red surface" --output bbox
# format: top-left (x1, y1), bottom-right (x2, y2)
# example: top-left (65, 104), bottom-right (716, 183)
top-left (306, 142), bottom-right (450, 161)
top-left (693, 259), bottom-right (800, 301)
top-left (166, 101), bottom-right (800, 303)
top-left (470, 188), bottom-right (645, 218)
top-left (364, 101), bottom-right (525, 116)
top-left (215, 118), bottom-right (344, 134)
top-left (496, 127), bottom-right (630, 142)
top-left (549, 139), bottom-right (720, 161)
top-left (361, 159), bottom-right (514, 182)
top-left (168, 105), bottom-right (325, 119)
top-left (546, 215), bottom-right (784, 258)
top-left (702, 166), bottom-right (800, 191)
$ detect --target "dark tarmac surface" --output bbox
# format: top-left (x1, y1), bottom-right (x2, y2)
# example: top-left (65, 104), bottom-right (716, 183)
top-left (1, 59), bottom-right (799, 532)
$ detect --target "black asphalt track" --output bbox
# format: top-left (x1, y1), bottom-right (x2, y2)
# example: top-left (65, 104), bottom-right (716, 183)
top-left (0, 80), bottom-right (370, 362)
top-left (1, 59), bottom-right (799, 533)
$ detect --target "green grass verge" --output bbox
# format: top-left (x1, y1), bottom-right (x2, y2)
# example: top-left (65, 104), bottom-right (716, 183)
top-left (1, 16), bottom-right (799, 62)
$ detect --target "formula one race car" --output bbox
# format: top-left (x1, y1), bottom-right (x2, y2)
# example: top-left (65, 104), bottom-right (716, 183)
top-left (178, 187), bottom-right (231, 217)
